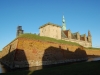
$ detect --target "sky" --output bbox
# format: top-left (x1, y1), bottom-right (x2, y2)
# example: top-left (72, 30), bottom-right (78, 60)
top-left (0, 0), bottom-right (100, 50)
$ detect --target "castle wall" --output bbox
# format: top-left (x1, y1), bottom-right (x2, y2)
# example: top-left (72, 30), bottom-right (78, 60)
top-left (49, 25), bottom-right (61, 39)
top-left (62, 38), bottom-right (92, 48)
top-left (40, 25), bottom-right (61, 39)
top-left (1, 39), bottom-right (18, 58)
top-left (1, 38), bottom-right (99, 69)
top-left (40, 25), bottom-right (50, 37)
top-left (87, 36), bottom-right (92, 42)
top-left (84, 34), bottom-right (87, 41)
top-left (0, 39), bottom-right (18, 68)
top-left (68, 30), bottom-right (71, 39)
top-left (77, 33), bottom-right (80, 40)
top-left (16, 38), bottom-right (88, 67)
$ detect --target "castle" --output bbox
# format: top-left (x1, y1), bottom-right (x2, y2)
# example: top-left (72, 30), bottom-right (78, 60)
top-left (1, 16), bottom-right (99, 69)
top-left (39, 15), bottom-right (92, 48)
top-left (17, 15), bottom-right (92, 48)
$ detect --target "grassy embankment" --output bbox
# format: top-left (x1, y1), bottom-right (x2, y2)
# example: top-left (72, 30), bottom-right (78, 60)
top-left (3, 33), bottom-right (100, 50)
top-left (17, 33), bottom-right (80, 46)
top-left (0, 61), bottom-right (100, 75)
top-left (18, 33), bottom-right (100, 49)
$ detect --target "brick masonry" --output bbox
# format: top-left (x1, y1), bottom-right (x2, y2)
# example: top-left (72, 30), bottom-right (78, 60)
top-left (0, 38), bottom-right (100, 69)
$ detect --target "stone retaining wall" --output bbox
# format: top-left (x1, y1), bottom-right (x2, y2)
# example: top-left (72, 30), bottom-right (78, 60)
top-left (0, 38), bottom-right (100, 69)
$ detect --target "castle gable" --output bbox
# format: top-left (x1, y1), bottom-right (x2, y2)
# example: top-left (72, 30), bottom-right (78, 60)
top-left (63, 30), bottom-right (69, 37)
top-left (80, 34), bottom-right (85, 37)
top-left (39, 22), bottom-right (61, 29)
top-left (61, 30), bottom-right (68, 38)
top-left (80, 34), bottom-right (86, 41)
top-left (39, 22), bottom-right (61, 39)
top-left (71, 33), bottom-right (77, 39)
top-left (72, 32), bottom-right (79, 35)
top-left (71, 32), bottom-right (80, 39)
top-left (63, 30), bottom-right (71, 39)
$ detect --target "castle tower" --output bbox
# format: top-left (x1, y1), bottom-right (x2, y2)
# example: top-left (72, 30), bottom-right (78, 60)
top-left (76, 32), bottom-right (80, 40)
top-left (62, 15), bottom-right (66, 31)
top-left (16, 26), bottom-right (24, 37)
top-left (87, 30), bottom-right (92, 42)
top-left (88, 30), bottom-right (91, 36)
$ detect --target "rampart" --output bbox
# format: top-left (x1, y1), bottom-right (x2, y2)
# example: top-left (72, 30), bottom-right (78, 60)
top-left (0, 37), bottom-right (100, 69)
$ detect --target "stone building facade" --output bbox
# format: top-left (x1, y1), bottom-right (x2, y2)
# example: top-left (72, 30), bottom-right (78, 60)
top-left (39, 15), bottom-right (92, 48)
top-left (39, 23), bottom-right (61, 39)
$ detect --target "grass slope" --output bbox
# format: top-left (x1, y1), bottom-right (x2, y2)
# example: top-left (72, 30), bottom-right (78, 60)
top-left (18, 33), bottom-right (80, 46)
top-left (3, 33), bottom-right (100, 51)
top-left (18, 33), bottom-right (100, 50)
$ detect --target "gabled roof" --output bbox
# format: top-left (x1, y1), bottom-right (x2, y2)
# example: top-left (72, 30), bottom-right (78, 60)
top-left (71, 33), bottom-right (77, 39)
top-left (39, 22), bottom-right (61, 29)
top-left (63, 29), bottom-right (71, 32)
top-left (72, 32), bottom-right (79, 35)
top-left (61, 30), bottom-right (67, 38)
top-left (62, 29), bottom-right (71, 38)
top-left (67, 29), bottom-right (71, 32)
top-left (72, 33), bottom-right (77, 35)
top-left (80, 34), bottom-right (86, 37)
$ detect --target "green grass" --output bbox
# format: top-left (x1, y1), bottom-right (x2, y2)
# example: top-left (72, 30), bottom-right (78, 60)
top-left (0, 61), bottom-right (100, 75)
top-left (17, 33), bottom-right (80, 46)
top-left (2, 33), bottom-right (100, 50)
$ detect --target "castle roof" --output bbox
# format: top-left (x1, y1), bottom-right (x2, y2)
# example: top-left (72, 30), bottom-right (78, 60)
top-left (72, 32), bottom-right (79, 35)
top-left (67, 29), bottom-right (71, 32)
top-left (39, 22), bottom-right (61, 29)
top-left (71, 33), bottom-right (77, 39)
top-left (61, 30), bottom-right (68, 38)
top-left (72, 33), bottom-right (77, 35)
top-left (80, 34), bottom-right (86, 37)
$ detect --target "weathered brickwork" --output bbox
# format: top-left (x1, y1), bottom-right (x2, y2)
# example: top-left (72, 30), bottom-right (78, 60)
top-left (16, 38), bottom-right (88, 67)
top-left (0, 38), bottom-right (100, 69)
top-left (0, 39), bottom-right (18, 68)
top-left (1, 39), bottom-right (18, 58)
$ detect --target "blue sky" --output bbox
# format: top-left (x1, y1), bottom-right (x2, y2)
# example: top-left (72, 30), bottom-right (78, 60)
top-left (0, 0), bottom-right (100, 50)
